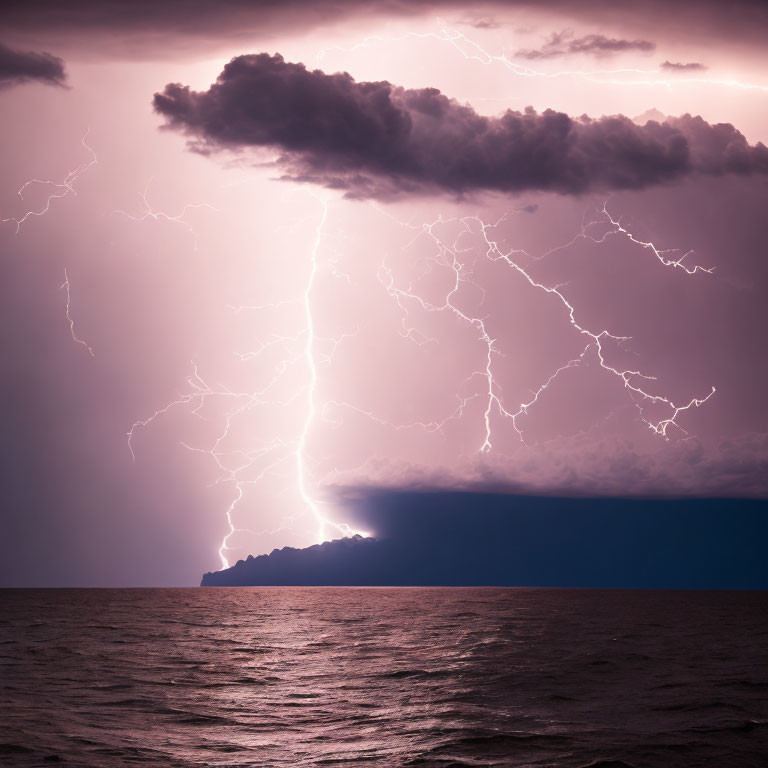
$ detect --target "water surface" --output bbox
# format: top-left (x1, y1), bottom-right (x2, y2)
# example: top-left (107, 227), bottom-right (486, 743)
top-left (1, 588), bottom-right (767, 767)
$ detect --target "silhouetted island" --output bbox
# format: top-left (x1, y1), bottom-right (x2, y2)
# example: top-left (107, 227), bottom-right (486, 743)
top-left (201, 493), bottom-right (768, 588)
top-left (202, 536), bottom-right (392, 586)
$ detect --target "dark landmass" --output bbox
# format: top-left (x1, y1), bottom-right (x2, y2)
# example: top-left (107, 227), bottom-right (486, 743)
top-left (202, 536), bottom-right (392, 586)
top-left (202, 494), bottom-right (768, 587)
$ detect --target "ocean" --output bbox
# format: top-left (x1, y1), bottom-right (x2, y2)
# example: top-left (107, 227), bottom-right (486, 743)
top-left (1, 588), bottom-right (766, 767)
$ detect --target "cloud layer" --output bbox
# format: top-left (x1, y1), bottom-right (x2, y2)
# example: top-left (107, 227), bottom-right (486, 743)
top-left (154, 53), bottom-right (768, 199)
top-left (516, 31), bottom-right (655, 60)
top-left (202, 495), bottom-right (768, 588)
top-left (327, 430), bottom-right (768, 500)
top-left (661, 60), bottom-right (708, 72)
top-left (2, 0), bottom-right (768, 54)
top-left (0, 41), bottom-right (66, 87)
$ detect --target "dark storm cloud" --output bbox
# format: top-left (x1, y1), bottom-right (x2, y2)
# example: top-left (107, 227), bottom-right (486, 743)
top-left (0, 41), bottom-right (66, 87)
top-left (1, 1), bottom-right (767, 58)
top-left (660, 60), bottom-right (708, 72)
top-left (153, 53), bottom-right (768, 199)
top-left (459, 17), bottom-right (501, 30)
top-left (203, 494), bottom-right (768, 589)
top-left (516, 31), bottom-right (655, 60)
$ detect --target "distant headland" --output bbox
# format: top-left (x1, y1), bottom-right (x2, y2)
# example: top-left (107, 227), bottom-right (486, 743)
top-left (202, 536), bottom-right (390, 586)
top-left (202, 494), bottom-right (768, 588)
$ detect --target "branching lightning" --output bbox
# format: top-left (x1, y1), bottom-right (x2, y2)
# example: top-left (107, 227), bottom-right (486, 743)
top-left (60, 268), bottom-right (94, 357)
top-left (3, 129), bottom-right (97, 233)
top-left (310, 198), bottom-right (715, 456)
top-left (316, 22), bottom-right (768, 94)
top-left (127, 190), bottom-right (714, 567)
top-left (596, 203), bottom-right (713, 275)
top-left (112, 177), bottom-right (218, 249)
top-left (128, 359), bottom-right (304, 568)
top-left (127, 193), bottom-right (366, 567)
top-left (375, 207), bottom-right (714, 448)
top-left (129, 31), bottom-right (724, 569)
top-left (0, 16), bottom-right (747, 575)
top-left (318, 200), bottom-right (708, 454)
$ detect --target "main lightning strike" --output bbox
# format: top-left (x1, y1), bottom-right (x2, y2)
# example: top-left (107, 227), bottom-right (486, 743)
top-left (295, 194), bottom-right (368, 543)
top-left (127, 194), bottom-right (365, 567)
top-left (297, 194), bottom-right (328, 542)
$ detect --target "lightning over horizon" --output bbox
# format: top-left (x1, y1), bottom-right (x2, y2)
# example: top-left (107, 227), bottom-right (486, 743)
top-left (2, 9), bottom-right (768, 766)
top-left (2, 0), bottom-right (767, 581)
top-left (126, 192), bottom-right (369, 567)
top-left (123, 187), bottom-right (715, 567)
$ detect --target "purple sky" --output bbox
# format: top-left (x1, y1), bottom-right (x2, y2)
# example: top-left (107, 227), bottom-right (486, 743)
top-left (1, 0), bottom-right (767, 585)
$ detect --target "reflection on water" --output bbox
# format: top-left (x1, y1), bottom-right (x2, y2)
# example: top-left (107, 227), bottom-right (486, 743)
top-left (1, 588), bottom-right (767, 767)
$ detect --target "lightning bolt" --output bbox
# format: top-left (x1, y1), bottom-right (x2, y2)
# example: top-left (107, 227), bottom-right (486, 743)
top-left (112, 177), bottom-right (218, 250)
top-left (129, 32), bottom-right (726, 569)
top-left (316, 21), bottom-right (768, 94)
top-left (114, 181), bottom-right (714, 567)
top-left (2, 136), bottom-right (96, 356)
top-left (285, 192), bottom-right (368, 544)
top-left (296, 193), bottom-right (329, 542)
top-left (0, 25), bottom-right (743, 575)
top-left (127, 192), bottom-right (366, 567)
top-left (60, 268), bottom-right (94, 357)
top-left (596, 202), bottom-right (713, 275)
top-left (127, 360), bottom-right (302, 568)
top-left (371, 208), bottom-right (714, 450)
top-left (3, 129), bottom-right (97, 233)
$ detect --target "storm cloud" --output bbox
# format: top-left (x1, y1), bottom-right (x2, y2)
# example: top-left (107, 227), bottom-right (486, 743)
top-left (154, 53), bottom-right (768, 199)
top-left (516, 31), bottom-right (655, 60)
top-left (201, 494), bottom-right (768, 588)
top-left (0, 41), bottom-right (66, 87)
top-left (2, 0), bottom-right (768, 56)
top-left (660, 60), bottom-right (708, 72)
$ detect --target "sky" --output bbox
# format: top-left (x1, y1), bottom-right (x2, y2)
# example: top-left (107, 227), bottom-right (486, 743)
top-left (1, 0), bottom-right (767, 586)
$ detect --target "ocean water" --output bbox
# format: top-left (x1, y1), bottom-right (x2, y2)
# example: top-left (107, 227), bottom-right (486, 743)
top-left (1, 589), bottom-right (766, 768)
